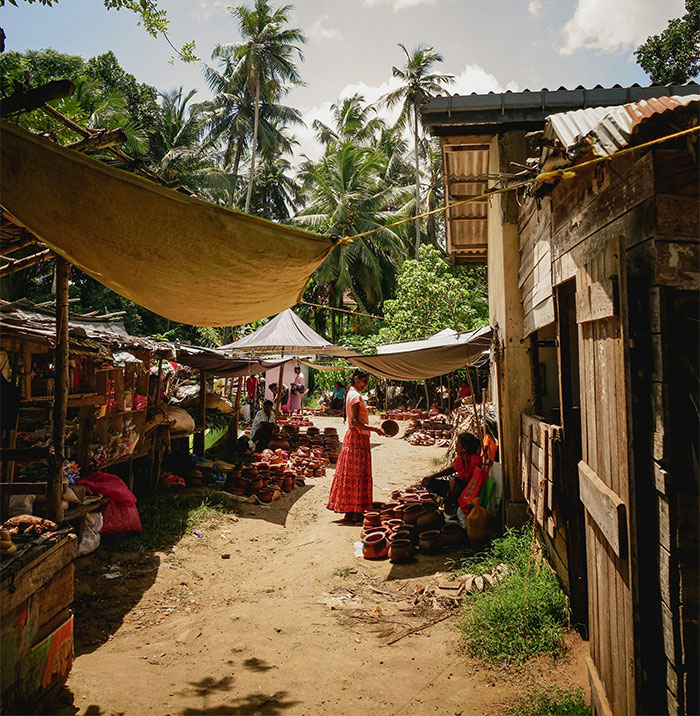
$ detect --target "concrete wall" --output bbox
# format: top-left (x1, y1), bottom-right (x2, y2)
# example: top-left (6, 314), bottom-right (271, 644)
top-left (487, 131), bottom-right (532, 526)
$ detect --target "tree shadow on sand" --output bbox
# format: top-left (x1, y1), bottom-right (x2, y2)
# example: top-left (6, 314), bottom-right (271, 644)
top-left (180, 690), bottom-right (299, 715)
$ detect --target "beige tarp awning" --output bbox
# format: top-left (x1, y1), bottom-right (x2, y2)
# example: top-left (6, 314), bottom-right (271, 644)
top-left (348, 325), bottom-right (492, 381)
top-left (0, 123), bottom-right (336, 327)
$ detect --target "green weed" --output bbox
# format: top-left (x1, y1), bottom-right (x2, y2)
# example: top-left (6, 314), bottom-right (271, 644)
top-left (102, 492), bottom-right (240, 553)
top-left (456, 526), bottom-right (569, 664)
top-left (505, 684), bottom-right (591, 716)
top-left (333, 567), bottom-right (357, 578)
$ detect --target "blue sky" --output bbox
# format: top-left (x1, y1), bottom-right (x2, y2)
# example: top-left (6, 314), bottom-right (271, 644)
top-left (3, 0), bottom-right (686, 158)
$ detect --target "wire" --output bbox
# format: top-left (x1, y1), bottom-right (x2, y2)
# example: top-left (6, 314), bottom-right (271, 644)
top-left (300, 300), bottom-right (439, 333)
top-left (343, 124), bottom-right (700, 242)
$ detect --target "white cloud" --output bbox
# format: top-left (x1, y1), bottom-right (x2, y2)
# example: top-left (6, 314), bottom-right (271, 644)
top-left (528, 0), bottom-right (543, 17)
top-left (308, 14), bottom-right (342, 41)
top-left (191, 0), bottom-right (229, 23)
top-left (292, 64), bottom-right (516, 164)
top-left (361, 0), bottom-right (439, 10)
top-left (559, 0), bottom-right (685, 55)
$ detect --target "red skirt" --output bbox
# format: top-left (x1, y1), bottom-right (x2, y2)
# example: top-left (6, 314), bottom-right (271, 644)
top-left (327, 428), bottom-right (373, 513)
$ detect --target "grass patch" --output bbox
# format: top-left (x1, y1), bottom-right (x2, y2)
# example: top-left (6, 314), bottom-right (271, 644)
top-left (455, 526), bottom-right (568, 665)
top-left (333, 567), bottom-right (357, 578)
top-left (102, 492), bottom-right (240, 553)
top-left (505, 684), bottom-right (590, 716)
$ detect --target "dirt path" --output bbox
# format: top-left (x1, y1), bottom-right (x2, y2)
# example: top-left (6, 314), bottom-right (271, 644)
top-left (62, 416), bottom-right (588, 716)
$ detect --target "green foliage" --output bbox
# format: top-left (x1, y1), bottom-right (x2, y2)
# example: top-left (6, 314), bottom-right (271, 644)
top-left (101, 492), bottom-right (239, 552)
top-left (378, 244), bottom-right (488, 343)
top-left (635, 0), bottom-right (700, 84)
top-left (455, 526), bottom-right (569, 664)
top-left (1, 0), bottom-right (198, 63)
top-left (505, 685), bottom-right (591, 716)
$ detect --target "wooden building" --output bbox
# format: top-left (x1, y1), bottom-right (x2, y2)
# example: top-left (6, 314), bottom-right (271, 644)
top-left (423, 85), bottom-right (700, 715)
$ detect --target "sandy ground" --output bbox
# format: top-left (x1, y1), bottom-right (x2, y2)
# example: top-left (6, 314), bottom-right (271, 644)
top-left (58, 415), bottom-right (589, 716)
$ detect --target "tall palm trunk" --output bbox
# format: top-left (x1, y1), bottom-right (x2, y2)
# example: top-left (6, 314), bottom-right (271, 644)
top-left (244, 78), bottom-right (261, 214)
top-left (413, 105), bottom-right (421, 259)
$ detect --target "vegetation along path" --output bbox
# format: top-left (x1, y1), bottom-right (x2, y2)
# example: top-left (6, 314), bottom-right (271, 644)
top-left (60, 416), bottom-right (588, 716)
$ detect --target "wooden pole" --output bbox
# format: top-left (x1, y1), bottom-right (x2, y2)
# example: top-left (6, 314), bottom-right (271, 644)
top-left (194, 369), bottom-right (206, 455)
top-left (466, 368), bottom-right (484, 444)
top-left (423, 379), bottom-right (430, 409)
top-left (384, 379), bottom-right (389, 412)
top-left (155, 357), bottom-right (163, 406)
top-left (447, 372), bottom-right (453, 412)
top-left (232, 376), bottom-right (243, 440)
top-left (273, 363), bottom-right (285, 423)
top-left (439, 373), bottom-right (444, 409)
top-left (49, 255), bottom-right (70, 523)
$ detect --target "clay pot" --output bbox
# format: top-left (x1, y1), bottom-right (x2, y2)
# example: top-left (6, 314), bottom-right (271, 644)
top-left (441, 522), bottom-right (465, 548)
top-left (419, 493), bottom-right (433, 502)
top-left (379, 509), bottom-right (395, 523)
top-left (250, 478), bottom-right (263, 491)
top-left (403, 503), bottom-right (425, 525)
top-left (385, 518), bottom-right (404, 534)
top-left (313, 469), bottom-right (325, 477)
top-left (362, 532), bottom-right (388, 560)
top-left (392, 525), bottom-right (417, 545)
top-left (416, 508), bottom-right (444, 531)
top-left (392, 506), bottom-right (405, 521)
top-left (361, 525), bottom-right (389, 540)
top-left (381, 419), bottom-right (400, 437)
top-left (257, 488), bottom-right (275, 503)
top-left (372, 501), bottom-right (386, 511)
top-left (282, 477), bottom-right (294, 492)
top-left (388, 538), bottom-right (414, 563)
top-left (418, 529), bottom-right (442, 554)
top-left (363, 511), bottom-right (381, 528)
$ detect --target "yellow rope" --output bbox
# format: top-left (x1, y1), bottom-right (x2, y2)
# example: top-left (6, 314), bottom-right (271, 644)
top-left (300, 299), bottom-right (437, 333)
top-left (343, 124), bottom-right (700, 243)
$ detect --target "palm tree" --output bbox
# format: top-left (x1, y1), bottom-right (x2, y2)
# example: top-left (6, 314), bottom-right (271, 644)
top-left (312, 93), bottom-right (386, 148)
top-left (294, 141), bottom-right (410, 314)
top-left (216, 0), bottom-right (305, 214)
top-left (382, 43), bottom-right (453, 258)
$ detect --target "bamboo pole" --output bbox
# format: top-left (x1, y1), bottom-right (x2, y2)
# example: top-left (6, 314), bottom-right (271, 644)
top-left (193, 369), bottom-right (206, 456)
top-left (466, 368), bottom-right (484, 444)
top-left (273, 363), bottom-right (285, 423)
top-left (439, 373), bottom-right (444, 409)
top-left (423, 379), bottom-right (430, 409)
top-left (48, 255), bottom-right (70, 523)
top-left (154, 357), bottom-right (163, 406)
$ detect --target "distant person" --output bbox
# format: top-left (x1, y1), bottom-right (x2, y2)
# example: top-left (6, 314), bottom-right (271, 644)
top-left (251, 399), bottom-right (275, 451)
top-left (330, 381), bottom-right (346, 411)
top-left (269, 382), bottom-right (289, 414)
top-left (286, 365), bottom-right (305, 413)
top-left (246, 374), bottom-right (260, 413)
top-left (457, 380), bottom-right (471, 406)
top-left (327, 369), bottom-right (386, 523)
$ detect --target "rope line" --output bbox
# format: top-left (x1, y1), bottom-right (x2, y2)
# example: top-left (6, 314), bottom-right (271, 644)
top-left (342, 124), bottom-right (700, 242)
top-left (300, 299), bottom-right (438, 333)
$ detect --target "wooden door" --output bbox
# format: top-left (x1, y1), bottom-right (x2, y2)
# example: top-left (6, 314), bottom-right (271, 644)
top-left (576, 238), bottom-right (636, 715)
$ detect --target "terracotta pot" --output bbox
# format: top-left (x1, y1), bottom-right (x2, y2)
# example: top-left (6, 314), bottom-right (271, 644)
top-left (313, 469), bottom-right (325, 477)
top-left (392, 525), bottom-right (417, 545)
top-left (416, 508), bottom-right (444, 531)
top-left (419, 493), bottom-right (433, 502)
top-left (282, 477), bottom-right (294, 492)
top-left (391, 490), bottom-right (402, 500)
top-left (403, 503), bottom-right (424, 525)
top-left (379, 509), bottom-right (395, 523)
top-left (381, 419), bottom-right (400, 437)
top-left (250, 479), bottom-right (263, 491)
top-left (385, 518), bottom-right (404, 534)
top-left (257, 488), bottom-right (275, 503)
top-left (388, 538), bottom-right (414, 563)
top-left (392, 506), bottom-right (405, 521)
top-left (372, 501), bottom-right (386, 511)
top-left (362, 532), bottom-right (388, 560)
top-left (363, 511), bottom-right (381, 528)
top-left (418, 529), bottom-right (442, 554)
top-left (361, 525), bottom-right (389, 540)
top-left (441, 522), bottom-right (465, 548)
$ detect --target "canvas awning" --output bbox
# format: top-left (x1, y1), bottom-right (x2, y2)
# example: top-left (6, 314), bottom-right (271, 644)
top-left (348, 325), bottom-right (492, 381)
top-left (0, 123), bottom-right (337, 327)
top-left (174, 343), bottom-right (285, 378)
top-left (221, 309), bottom-right (355, 357)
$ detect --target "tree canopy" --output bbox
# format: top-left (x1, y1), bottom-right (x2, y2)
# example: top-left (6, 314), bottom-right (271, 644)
top-left (635, 0), bottom-right (700, 84)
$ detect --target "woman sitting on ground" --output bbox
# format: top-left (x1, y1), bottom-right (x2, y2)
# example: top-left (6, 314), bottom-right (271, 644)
top-left (329, 381), bottom-right (346, 411)
top-left (419, 432), bottom-right (481, 516)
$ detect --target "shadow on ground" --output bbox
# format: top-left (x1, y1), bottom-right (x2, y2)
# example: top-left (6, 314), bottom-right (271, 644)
top-left (180, 691), bottom-right (299, 715)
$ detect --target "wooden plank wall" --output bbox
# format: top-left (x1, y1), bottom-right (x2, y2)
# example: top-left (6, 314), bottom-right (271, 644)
top-left (519, 196), bottom-right (555, 337)
top-left (519, 413), bottom-right (568, 588)
top-left (626, 148), bottom-right (700, 716)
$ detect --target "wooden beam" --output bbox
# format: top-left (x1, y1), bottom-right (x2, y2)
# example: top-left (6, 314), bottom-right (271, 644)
top-left (586, 655), bottom-right (614, 716)
top-left (273, 363), bottom-right (285, 422)
top-left (0, 248), bottom-right (53, 277)
top-left (0, 79), bottom-right (74, 115)
top-left (575, 277), bottom-right (618, 324)
top-left (0, 482), bottom-right (48, 495)
top-left (578, 459), bottom-right (627, 557)
top-left (66, 127), bottom-right (128, 153)
top-left (49, 255), bottom-right (71, 524)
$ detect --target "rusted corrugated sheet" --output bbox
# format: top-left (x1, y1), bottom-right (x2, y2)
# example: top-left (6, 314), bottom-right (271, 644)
top-left (545, 94), bottom-right (700, 159)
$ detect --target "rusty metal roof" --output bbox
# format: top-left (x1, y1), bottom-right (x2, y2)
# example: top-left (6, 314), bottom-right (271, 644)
top-left (545, 94), bottom-right (700, 160)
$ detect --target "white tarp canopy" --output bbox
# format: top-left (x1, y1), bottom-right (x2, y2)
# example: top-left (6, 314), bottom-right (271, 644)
top-left (348, 325), bottom-right (492, 381)
top-left (221, 309), bottom-right (355, 358)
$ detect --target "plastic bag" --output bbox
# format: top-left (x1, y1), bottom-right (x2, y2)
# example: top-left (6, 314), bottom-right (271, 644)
top-left (466, 504), bottom-right (490, 542)
top-left (458, 465), bottom-right (489, 511)
top-left (78, 512), bottom-right (103, 555)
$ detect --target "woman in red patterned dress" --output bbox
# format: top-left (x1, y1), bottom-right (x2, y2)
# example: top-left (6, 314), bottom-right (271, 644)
top-left (327, 369), bottom-right (385, 523)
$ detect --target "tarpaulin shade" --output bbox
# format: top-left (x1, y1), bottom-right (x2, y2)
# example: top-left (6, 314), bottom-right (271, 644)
top-left (221, 309), bottom-right (355, 357)
top-left (349, 325), bottom-right (492, 381)
top-left (0, 123), bottom-right (336, 327)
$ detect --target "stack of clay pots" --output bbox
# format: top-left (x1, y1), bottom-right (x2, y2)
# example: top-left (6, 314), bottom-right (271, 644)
top-left (360, 488), bottom-right (465, 560)
top-left (278, 414), bottom-right (315, 427)
top-left (380, 408), bottom-right (428, 421)
top-left (323, 427), bottom-right (340, 463)
top-left (290, 445), bottom-right (328, 477)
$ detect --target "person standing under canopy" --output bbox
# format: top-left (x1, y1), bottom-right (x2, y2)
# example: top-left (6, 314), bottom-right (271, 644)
top-left (251, 399), bottom-right (275, 451)
top-left (246, 374), bottom-right (260, 413)
top-left (286, 365), bottom-right (305, 413)
top-left (327, 369), bottom-right (385, 523)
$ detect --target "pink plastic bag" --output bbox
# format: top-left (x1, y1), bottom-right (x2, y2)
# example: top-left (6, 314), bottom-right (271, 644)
top-left (79, 472), bottom-right (142, 536)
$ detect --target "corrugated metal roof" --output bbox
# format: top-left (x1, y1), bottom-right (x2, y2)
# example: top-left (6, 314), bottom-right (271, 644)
top-left (545, 94), bottom-right (700, 159)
